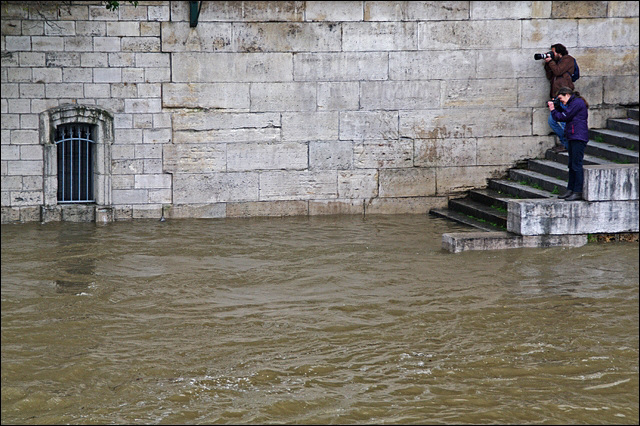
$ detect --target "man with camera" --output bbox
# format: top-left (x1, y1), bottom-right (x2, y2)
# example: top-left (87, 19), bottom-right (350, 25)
top-left (538, 43), bottom-right (576, 153)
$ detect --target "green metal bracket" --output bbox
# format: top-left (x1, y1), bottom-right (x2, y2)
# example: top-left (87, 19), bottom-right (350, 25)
top-left (189, 1), bottom-right (203, 27)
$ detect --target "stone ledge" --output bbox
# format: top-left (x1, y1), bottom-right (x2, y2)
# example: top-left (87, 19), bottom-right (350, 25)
top-left (442, 231), bottom-right (587, 253)
top-left (507, 199), bottom-right (639, 236)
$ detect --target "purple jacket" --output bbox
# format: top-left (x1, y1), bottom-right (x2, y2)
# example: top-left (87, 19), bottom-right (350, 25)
top-left (551, 95), bottom-right (589, 142)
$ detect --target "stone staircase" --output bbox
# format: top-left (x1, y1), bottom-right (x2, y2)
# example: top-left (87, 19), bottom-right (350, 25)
top-left (431, 107), bottom-right (639, 252)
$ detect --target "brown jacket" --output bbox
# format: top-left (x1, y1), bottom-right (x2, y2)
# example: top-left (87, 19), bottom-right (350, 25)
top-left (545, 54), bottom-right (575, 98)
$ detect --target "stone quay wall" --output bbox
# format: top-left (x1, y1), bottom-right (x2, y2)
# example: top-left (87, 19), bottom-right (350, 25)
top-left (1, 1), bottom-right (639, 222)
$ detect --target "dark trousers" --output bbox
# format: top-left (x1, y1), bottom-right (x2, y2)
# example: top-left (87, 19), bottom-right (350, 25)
top-left (567, 139), bottom-right (588, 193)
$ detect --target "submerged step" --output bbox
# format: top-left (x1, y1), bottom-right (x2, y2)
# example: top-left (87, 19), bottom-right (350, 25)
top-left (442, 231), bottom-right (588, 253)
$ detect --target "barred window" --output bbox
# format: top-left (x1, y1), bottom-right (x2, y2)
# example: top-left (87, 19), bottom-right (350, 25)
top-left (55, 124), bottom-right (95, 203)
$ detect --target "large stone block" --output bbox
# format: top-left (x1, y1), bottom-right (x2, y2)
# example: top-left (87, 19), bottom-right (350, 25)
top-left (250, 82), bottom-right (316, 111)
top-left (259, 170), bottom-right (337, 201)
top-left (390, 51), bottom-right (475, 80)
top-left (282, 112), bottom-right (338, 141)
top-left (578, 18), bottom-right (639, 47)
top-left (172, 52), bottom-right (293, 82)
top-left (414, 138), bottom-right (477, 167)
top-left (235, 23), bottom-right (341, 52)
top-left (173, 172), bottom-right (259, 204)
top-left (360, 81), bottom-right (440, 110)
top-left (227, 200), bottom-right (308, 217)
top-left (379, 168), bottom-right (436, 198)
top-left (364, 1), bottom-right (469, 21)
top-left (338, 170), bottom-right (379, 199)
top-left (340, 111), bottom-right (399, 141)
top-left (306, 1), bottom-right (363, 21)
top-left (471, 1), bottom-right (551, 19)
top-left (552, 1), bottom-right (608, 18)
top-left (583, 164), bottom-right (639, 201)
top-left (443, 79), bottom-right (517, 108)
top-left (227, 142), bottom-right (308, 172)
top-left (419, 20), bottom-right (520, 50)
top-left (508, 198), bottom-right (640, 235)
top-left (400, 108), bottom-right (532, 139)
top-left (294, 52), bottom-right (388, 81)
top-left (353, 139), bottom-right (413, 169)
top-left (342, 22), bottom-right (417, 51)
top-left (162, 83), bottom-right (250, 109)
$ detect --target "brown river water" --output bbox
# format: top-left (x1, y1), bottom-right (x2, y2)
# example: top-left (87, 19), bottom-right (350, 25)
top-left (1, 215), bottom-right (638, 424)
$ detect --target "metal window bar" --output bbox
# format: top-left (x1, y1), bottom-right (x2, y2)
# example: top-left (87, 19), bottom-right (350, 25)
top-left (55, 124), bottom-right (95, 203)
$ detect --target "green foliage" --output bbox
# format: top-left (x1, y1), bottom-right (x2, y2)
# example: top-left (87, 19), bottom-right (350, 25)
top-left (104, 1), bottom-right (138, 11)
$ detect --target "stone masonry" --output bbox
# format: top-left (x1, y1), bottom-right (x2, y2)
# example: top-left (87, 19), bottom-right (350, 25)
top-left (1, 1), bottom-right (639, 223)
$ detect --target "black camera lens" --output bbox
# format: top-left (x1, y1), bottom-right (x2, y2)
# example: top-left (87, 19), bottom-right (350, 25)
top-left (534, 53), bottom-right (545, 60)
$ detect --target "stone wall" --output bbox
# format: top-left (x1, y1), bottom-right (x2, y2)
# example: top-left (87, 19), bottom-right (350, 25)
top-left (1, 1), bottom-right (639, 222)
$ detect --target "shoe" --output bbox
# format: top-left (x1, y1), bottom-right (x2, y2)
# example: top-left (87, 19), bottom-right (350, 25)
top-left (558, 190), bottom-right (573, 199)
top-left (551, 145), bottom-right (567, 153)
top-left (565, 192), bottom-right (582, 201)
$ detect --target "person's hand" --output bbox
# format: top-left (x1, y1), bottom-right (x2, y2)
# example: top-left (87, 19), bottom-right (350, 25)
top-left (547, 101), bottom-right (555, 111)
top-left (545, 57), bottom-right (552, 63)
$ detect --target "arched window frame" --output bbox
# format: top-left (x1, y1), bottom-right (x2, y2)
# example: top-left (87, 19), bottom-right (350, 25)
top-left (40, 104), bottom-right (114, 208)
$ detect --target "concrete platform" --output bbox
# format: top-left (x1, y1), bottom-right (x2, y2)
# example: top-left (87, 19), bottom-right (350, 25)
top-left (442, 231), bottom-right (588, 253)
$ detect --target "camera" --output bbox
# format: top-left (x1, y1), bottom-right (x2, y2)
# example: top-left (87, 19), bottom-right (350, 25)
top-left (534, 51), bottom-right (554, 60)
top-left (552, 97), bottom-right (564, 111)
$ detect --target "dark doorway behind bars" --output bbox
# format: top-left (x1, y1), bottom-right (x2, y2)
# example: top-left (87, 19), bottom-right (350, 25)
top-left (55, 124), bottom-right (95, 203)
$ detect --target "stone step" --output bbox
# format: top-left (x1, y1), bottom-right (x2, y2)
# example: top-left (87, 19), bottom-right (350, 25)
top-left (508, 168), bottom-right (567, 194)
top-left (448, 197), bottom-right (507, 228)
top-left (545, 149), bottom-right (617, 166)
top-left (468, 188), bottom-right (517, 210)
top-left (589, 128), bottom-right (639, 151)
top-left (586, 140), bottom-right (639, 164)
top-left (607, 117), bottom-right (639, 136)
top-left (488, 179), bottom-right (553, 199)
top-left (429, 208), bottom-right (504, 232)
top-left (528, 158), bottom-right (568, 180)
top-left (629, 108), bottom-right (639, 120)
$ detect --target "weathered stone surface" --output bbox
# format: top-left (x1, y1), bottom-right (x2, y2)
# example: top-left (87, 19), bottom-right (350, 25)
top-left (294, 52), bottom-right (388, 81)
top-left (508, 199), bottom-right (640, 235)
top-left (390, 51), bottom-right (475, 80)
top-left (342, 22), bottom-right (417, 51)
top-left (583, 164), bottom-right (639, 201)
top-left (227, 142), bottom-right (308, 172)
top-left (443, 79), bottom-right (517, 108)
top-left (250, 82), bottom-right (316, 111)
top-left (364, 1), bottom-right (469, 21)
top-left (306, 1), bottom-right (363, 21)
top-left (235, 23), bottom-right (341, 52)
top-left (172, 52), bottom-right (293, 82)
top-left (552, 1), bottom-right (608, 18)
top-left (353, 139), bottom-right (413, 169)
top-left (578, 18), bottom-right (639, 47)
top-left (366, 196), bottom-right (447, 215)
top-left (414, 138), bottom-right (476, 167)
top-left (340, 111), bottom-right (399, 141)
top-left (400, 109), bottom-right (532, 139)
top-left (227, 200), bottom-right (308, 217)
top-left (419, 20), bottom-right (520, 50)
top-left (338, 170), bottom-right (378, 199)
top-left (471, 1), bottom-right (551, 19)
top-left (173, 172), bottom-right (260, 204)
top-left (360, 81), bottom-right (440, 110)
top-left (379, 168), bottom-right (436, 198)
top-left (162, 83), bottom-right (250, 109)
top-left (259, 170), bottom-right (337, 201)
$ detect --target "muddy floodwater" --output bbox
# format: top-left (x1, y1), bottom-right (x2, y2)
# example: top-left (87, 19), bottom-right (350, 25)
top-left (1, 215), bottom-right (638, 424)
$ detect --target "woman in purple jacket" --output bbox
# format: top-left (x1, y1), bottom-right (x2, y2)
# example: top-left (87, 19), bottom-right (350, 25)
top-left (548, 87), bottom-right (589, 201)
